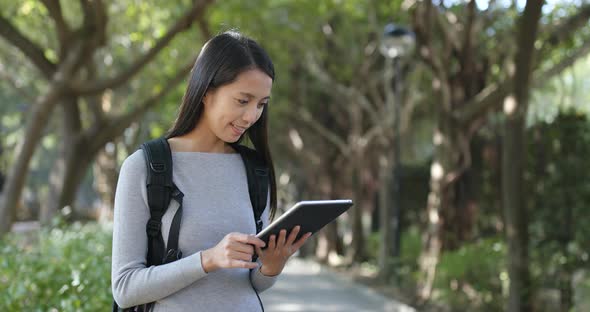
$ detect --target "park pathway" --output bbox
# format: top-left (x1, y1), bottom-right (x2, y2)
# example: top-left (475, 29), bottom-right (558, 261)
top-left (259, 257), bottom-right (416, 312)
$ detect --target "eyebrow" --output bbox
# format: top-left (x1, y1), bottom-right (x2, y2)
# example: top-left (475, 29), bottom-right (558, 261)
top-left (239, 92), bottom-right (271, 101)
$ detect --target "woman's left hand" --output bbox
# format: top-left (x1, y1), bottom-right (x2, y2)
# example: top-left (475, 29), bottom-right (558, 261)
top-left (254, 225), bottom-right (312, 276)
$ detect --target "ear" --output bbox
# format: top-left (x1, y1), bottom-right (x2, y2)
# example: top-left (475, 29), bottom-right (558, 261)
top-left (201, 89), bottom-right (215, 108)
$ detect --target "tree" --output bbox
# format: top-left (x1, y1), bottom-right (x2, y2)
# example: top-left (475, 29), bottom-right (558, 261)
top-left (502, 1), bottom-right (544, 310)
top-left (411, 0), bottom-right (590, 301)
top-left (282, 1), bottom-right (420, 264)
top-left (0, 0), bottom-right (213, 235)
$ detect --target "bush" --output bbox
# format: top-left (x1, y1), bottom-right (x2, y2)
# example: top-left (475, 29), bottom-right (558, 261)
top-left (0, 219), bottom-right (113, 311)
top-left (433, 237), bottom-right (506, 311)
top-left (366, 226), bottom-right (422, 289)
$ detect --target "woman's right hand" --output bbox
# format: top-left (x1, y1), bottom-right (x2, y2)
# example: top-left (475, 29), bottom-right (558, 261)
top-left (201, 233), bottom-right (266, 273)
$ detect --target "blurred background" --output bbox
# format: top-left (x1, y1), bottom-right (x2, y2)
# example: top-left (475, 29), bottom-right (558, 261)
top-left (1, 0), bottom-right (589, 311)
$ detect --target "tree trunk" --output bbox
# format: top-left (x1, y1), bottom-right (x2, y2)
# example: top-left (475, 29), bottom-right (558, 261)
top-left (325, 164), bottom-right (344, 258)
top-left (0, 1), bottom-right (211, 237)
top-left (44, 96), bottom-right (82, 223)
top-left (0, 85), bottom-right (64, 235)
top-left (558, 265), bottom-right (573, 312)
top-left (558, 194), bottom-right (574, 312)
top-left (378, 153), bottom-right (394, 281)
top-left (416, 64), bottom-right (470, 299)
top-left (417, 122), bottom-right (456, 301)
top-left (417, 95), bottom-right (478, 301)
top-left (441, 169), bottom-right (477, 250)
top-left (350, 148), bottom-right (367, 263)
top-left (93, 142), bottom-right (119, 222)
top-left (502, 1), bottom-right (543, 311)
top-left (44, 136), bottom-right (93, 223)
top-left (316, 162), bottom-right (344, 263)
top-left (503, 106), bottom-right (531, 312)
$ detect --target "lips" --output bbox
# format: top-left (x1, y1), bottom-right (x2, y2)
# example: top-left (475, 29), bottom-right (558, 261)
top-left (230, 123), bottom-right (246, 136)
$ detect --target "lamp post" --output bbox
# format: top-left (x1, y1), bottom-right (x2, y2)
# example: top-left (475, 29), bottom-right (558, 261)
top-left (379, 23), bottom-right (415, 277)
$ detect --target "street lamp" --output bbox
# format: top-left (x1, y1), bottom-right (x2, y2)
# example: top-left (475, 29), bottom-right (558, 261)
top-left (380, 24), bottom-right (415, 59)
top-left (379, 23), bottom-right (415, 278)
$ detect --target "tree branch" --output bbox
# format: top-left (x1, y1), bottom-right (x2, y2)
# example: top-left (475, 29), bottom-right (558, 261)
top-left (196, 14), bottom-right (212, 39)
top-left (456, 5), bottom-right (590, 123)
top-left (0, 63), bottom-right (36, 102)
top-left (83, 61), bottom-right (106, 125)
top-left (0, 15), bottom-right (56, 78)
top-left (91, 57), bottom-right (196, 148)
top-left (304, 52), bottom-right (381, 126)
top-left (360, 116), bottom-right (392, 148)
top-left (413, 0), bottom-right (450, 111)
top-left (541, 3), bottom-right (590, 50)
top-left (292, 106), bottom-right (348, 155)
top-left (535, 39), bottom-right (590, 87)
top-left (366, 74), bottom-right (385, 110)
top-left (436, 9), bottom-right (461, 55)
top-left (361, 84), bottom-right (420, 148)
top-left (80, 0), bottom-right (108, 48)
top-left (39, 0), bottom-right (71, 54)
top-left (0, 41), bottom-right (84, 235)
top-left (70, 0), bottom-right (214, 96)
top-left (456, 37), bottom-right (590, 124)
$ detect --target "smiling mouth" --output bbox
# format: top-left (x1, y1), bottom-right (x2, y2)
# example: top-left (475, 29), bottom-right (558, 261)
top-left (231, 123), bottom-right (247, 135)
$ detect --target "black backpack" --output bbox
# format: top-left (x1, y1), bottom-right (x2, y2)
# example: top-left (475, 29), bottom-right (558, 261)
top-left (113, 137), bottom-right (269, 312)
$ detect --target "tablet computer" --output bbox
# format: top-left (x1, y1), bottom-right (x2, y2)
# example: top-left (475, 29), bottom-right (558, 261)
top-left (256, 199), bottom-right (353, 249)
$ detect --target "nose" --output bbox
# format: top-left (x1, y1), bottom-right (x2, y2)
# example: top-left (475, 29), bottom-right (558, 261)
top-left (242, 105), bottom-right (259, 126)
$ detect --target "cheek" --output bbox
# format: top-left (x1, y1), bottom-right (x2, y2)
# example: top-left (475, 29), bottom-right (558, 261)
top-left (211, 101), bottom-right (235, 123)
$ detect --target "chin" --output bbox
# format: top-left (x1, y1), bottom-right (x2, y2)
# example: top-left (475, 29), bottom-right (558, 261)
top-left (223, 135), bottom-right (242, 144)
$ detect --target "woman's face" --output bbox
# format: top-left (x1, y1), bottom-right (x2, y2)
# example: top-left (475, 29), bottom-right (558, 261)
top-left (202, 69), bottom-right (272, 143)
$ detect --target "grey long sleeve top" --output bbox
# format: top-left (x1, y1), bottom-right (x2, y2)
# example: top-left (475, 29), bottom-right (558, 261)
top-left (111, 150), bottom-right (278, 311)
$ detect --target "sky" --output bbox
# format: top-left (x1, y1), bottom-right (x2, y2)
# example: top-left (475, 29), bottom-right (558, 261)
top-left (473, 0), bottom-right (583, 12)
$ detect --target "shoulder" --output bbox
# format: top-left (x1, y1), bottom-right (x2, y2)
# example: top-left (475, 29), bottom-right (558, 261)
top-left (120, 149), bottom-right (147, 178)
top-left (115, 149), bottom-right (148, 201)
top-left (232, 145), bottom-right (265, 166)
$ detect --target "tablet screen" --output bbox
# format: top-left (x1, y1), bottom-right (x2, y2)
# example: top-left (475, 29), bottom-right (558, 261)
top-left (256, 199), bottom-right (353, 249)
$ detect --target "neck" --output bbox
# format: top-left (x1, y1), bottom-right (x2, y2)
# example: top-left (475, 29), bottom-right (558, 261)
top-left (170, 122), bottom-right (234, 154)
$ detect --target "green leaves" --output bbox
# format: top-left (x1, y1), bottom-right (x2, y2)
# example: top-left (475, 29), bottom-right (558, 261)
top-left (0, 220), bottom-right (113, 311)
top-left (434, 237), bottom-right (506, 310)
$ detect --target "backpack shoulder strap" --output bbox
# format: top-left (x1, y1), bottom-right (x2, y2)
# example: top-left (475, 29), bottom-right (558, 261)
top-left (140, 137), bottom-right (174, 266)
top-left (232, 144), bottom-right (269, 234)
top-left (113, 138), bottom-right (183, 311)
top-left (232, 144), bottom-right (270, 308)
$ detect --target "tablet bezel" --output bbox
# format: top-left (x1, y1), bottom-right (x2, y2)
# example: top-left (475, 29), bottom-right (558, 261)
top-left (256, 199), bottom-right (353, 249)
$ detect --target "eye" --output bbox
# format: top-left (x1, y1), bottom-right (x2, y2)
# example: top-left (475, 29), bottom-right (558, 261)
top-left (257, 102), bottom-right (268, 109)
top-left (236, 98), bottom-right (249, 105)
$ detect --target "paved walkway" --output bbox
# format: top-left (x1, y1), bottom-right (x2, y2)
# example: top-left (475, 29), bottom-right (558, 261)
top-left (259, 257), bottom-right (415, 312)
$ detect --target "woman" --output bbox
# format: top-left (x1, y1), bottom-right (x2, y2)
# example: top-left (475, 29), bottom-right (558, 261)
top-left (111, 31), bottom-right (311, 311)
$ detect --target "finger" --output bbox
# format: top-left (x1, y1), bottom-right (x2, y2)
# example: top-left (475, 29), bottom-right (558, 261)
top-left (277, 229), bottom-right (287, 247)
top-left (228, 250), bottom-right (256, 262)
top-left (230, 259), bottom-right (259, 270)
top-left (228, 241), bottom-right (255, 255)
top-left (285, 225), bottom-right (301, 246)
top-left (231, 233), bottom-right (266, 248)
top-left (248, 235), bottom-right (267, 248)
top-left (292, 232), bottom-right (313, 251)
top-left (255, 246), bottom-right (264, 258)
top-left (269, 234), bottom-right (277, 250)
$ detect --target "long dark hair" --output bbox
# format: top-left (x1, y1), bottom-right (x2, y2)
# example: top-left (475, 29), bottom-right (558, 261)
top-left (166, 31), bottom-right (277, 220)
